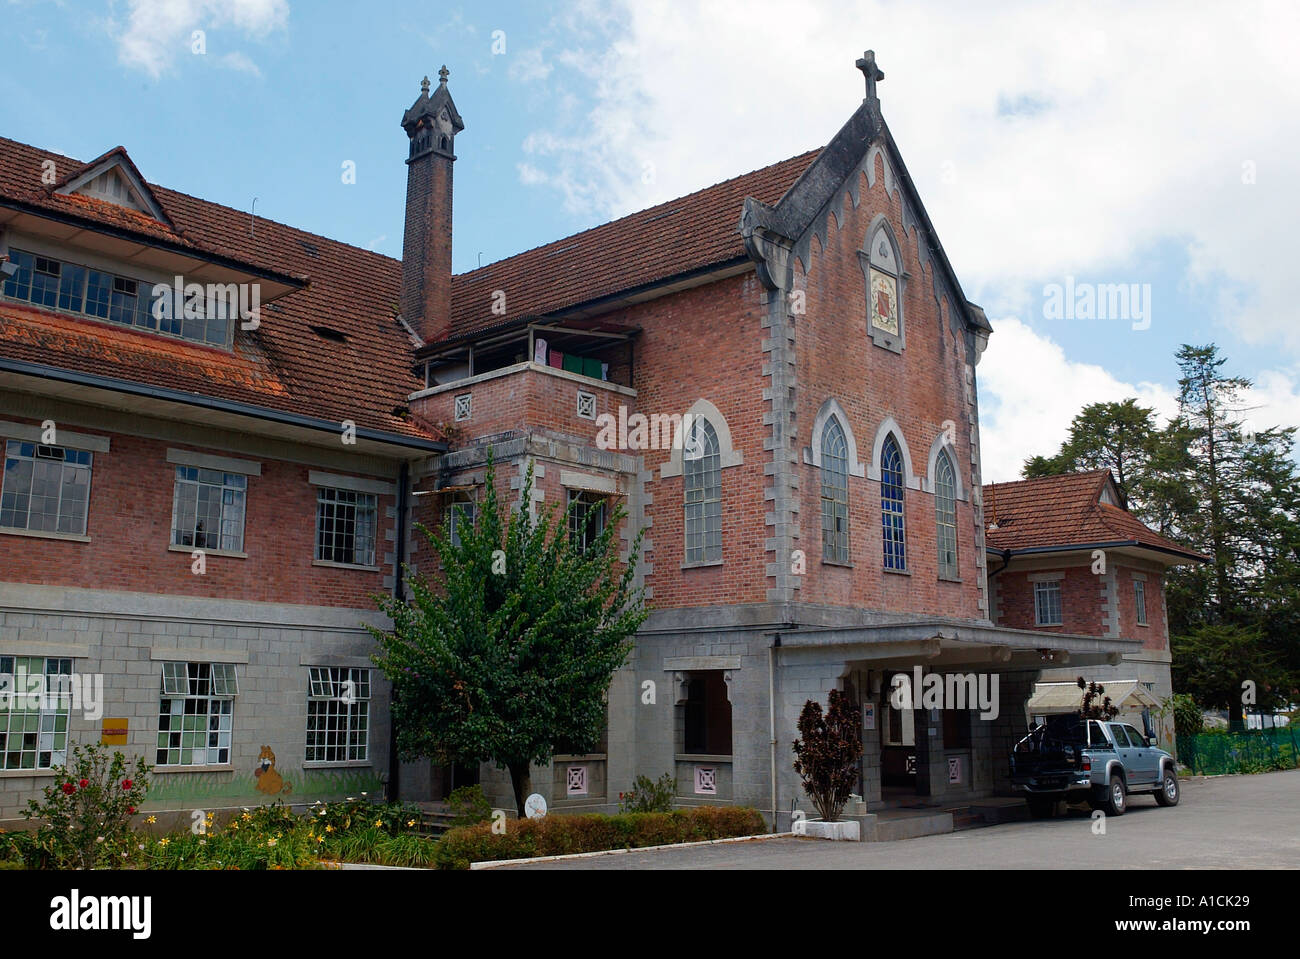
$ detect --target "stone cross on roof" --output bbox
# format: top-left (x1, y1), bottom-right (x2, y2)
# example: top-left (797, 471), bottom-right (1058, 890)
top-left (856, 50), bottom-right (884, 101)
top-left (420, 76), bottom-right (430, 96)
top-left (438, 65), bottom-right (450, 85)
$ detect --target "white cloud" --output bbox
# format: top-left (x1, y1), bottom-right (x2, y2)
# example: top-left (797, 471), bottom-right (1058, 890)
top-left (114, 0), bottom-right (287, 78)
top-left (217, 50), bottom-right (260, 77)
top-left (977, 317), bottom-right (1177, 481)
top-left (978, 320), bottom-right (1300, 480)
top-left (520, 0), bottom-right (1300, 357)
top-left (508, 48), bottom-right (553, 84)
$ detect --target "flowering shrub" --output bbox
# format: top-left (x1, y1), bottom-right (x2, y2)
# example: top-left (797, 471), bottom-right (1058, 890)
top-left (19, 744), bottom-right (151, 869)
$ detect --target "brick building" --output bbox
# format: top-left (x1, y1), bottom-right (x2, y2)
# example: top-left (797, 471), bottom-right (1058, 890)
top-left (984, 471), bottom-right (1205, 748)
top-left (0, 54), bottom-right (1198, 827)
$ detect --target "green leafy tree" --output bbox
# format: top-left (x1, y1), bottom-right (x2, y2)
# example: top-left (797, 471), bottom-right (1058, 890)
top-left (1171, 624), bottom-right (1290, 714)
top-left (1021, 398), bottom-right (1194, 532)
top-left (370, 454), bottom-right (648, 817)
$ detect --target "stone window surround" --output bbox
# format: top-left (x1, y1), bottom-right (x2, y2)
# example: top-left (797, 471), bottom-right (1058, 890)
top-left (659, 398), bottom-right (743, 479)
top-left (858, 213), bottom-right (908, 354)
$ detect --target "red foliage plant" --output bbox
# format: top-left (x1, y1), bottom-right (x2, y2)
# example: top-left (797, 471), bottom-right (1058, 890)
top-left (792, 689), bottom-right (863, 822)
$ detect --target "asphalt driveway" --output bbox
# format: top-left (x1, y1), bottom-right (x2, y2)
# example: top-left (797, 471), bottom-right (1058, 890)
top-left (493, 768), bottom-right (1300, 869)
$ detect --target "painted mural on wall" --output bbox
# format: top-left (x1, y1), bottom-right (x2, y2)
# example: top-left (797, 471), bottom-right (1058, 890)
top-left (254, 746), bottom-right (292, 796)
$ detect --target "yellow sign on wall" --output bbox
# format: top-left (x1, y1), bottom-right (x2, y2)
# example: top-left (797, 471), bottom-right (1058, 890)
top-left (101, 718), bottom-right (129, 745)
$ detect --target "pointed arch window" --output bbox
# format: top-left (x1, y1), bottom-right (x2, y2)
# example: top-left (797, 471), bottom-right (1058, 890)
top-left (934, 450), bottom-right (958, 578)
top-left (821, 417), bottom-right (850, 563)
top-left (683, 417), bottom-right (722, 564)
top-left (881, 434), bottom-right (907, 570)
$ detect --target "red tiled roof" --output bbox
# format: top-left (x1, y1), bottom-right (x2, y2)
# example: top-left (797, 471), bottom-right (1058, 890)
top-left (982, 470), bottom-right (1206, 562)
top-left (1, 135), bottom-right (821, 437)
top-left (0, 136), bottom-right (434, 441)
top-left (444, 150), bottom-right (820, 340)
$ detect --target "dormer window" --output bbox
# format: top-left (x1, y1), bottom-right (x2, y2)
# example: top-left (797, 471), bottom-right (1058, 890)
top-left (2, 247), bottom-right (232, 348)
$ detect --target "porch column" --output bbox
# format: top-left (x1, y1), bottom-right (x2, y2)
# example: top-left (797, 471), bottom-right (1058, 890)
top-left (914, 706), bottom-right (946, 799)
top-left (988, 670), bottom-right (1039, 795)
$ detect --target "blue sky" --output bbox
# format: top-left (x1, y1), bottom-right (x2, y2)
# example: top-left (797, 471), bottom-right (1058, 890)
top-left (3, 0), bottom-right (1298, 480)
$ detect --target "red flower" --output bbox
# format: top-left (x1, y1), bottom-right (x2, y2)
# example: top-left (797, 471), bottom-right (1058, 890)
top-left (78, 779), bottom-right (89, 789)
top-left (127, 806), bottom-right (136, 815)
top-left (121, 779), bottom-right (133, 790)
top-left (61, 783), bottom-right (76, 795)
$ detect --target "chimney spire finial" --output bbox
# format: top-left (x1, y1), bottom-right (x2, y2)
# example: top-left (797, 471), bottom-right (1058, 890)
top-left (855, 49), bottom-right (884, 101)
top-left (438, 65), bottom-right (449, 86)
top-left (420, 75), bottom-right (430, 96)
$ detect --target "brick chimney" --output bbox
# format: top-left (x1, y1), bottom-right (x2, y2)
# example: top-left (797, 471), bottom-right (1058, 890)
top-left (400, 67), bottom-right (463, 345)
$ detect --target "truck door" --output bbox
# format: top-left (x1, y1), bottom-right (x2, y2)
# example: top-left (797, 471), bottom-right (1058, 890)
top-left (1121, 723), bottom-right (1158, 785)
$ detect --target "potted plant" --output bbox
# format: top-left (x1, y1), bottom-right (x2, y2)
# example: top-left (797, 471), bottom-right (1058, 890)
top-left (792, 689), bottom-right (863, 840)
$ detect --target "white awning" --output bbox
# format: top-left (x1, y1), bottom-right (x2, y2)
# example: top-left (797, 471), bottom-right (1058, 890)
top-left (1028, 680), bottom-right (1160, 714)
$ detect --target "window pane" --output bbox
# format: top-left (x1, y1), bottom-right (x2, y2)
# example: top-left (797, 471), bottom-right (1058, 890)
top-left (881, 435), bottom-right (906, 570)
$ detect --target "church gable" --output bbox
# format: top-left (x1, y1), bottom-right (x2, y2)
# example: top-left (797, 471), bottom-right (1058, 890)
top-left (740, 51), bottom-right (988, 342)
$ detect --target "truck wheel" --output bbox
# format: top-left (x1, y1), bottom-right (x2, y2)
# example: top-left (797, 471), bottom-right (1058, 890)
top-left (1154, 767), bottom-right (1180, 807)
top-left (1027, 797), bottom-right (1056, 819)
top-left (1102, 774), bottom-right (1127, 816)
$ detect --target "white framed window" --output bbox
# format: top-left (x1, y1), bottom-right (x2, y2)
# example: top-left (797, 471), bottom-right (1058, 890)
top-left (683, 418), bottom-right (722, 564)
top-left (315, 488), bottom-right (377, 566)
top-left (454, 393), bottom-right (472, 421)
top-left (447, 492), bottom-right (476, 548)
top-left (0, 440), bottom-right (93, 536)
top-left (0, 655), bottom-right (72, 770)
top-left (171, 466), bottom-right (247, 552)
top-left (1134, 580), bottom-right (1148, 625)
top-left (576, 390), bottom-right (596, 420)
top-left (567, 489), bottom-right (607, 554)
top-left (934, 450), bottom-right (959, 578)
top-left (1034, 580), bottom-right (1063, 626)
top-left (156, 662), bottom-right (236, 766)
top-left (0, 247), bottom-right (230, 347)
top-left (306, 667), bottom-right (370, 763)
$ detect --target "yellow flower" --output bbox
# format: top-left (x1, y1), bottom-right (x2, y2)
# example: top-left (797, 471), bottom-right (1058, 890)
top-left (325, 825), bottom-right (334, 833)
top-left (241, 812), bottom-right (252, 822)
top-left (158, 838), bottom-right (169, 847)
top-left (407, 819), bottom-right (416, 828)
top-left (145, 816), bottom-right (157, 825)
top-left (374, 820), bottom-right (383, 828)
top-left (317, 836), bottom-right (325, 844)
top-left (266, 838), bottom-right (277, 847)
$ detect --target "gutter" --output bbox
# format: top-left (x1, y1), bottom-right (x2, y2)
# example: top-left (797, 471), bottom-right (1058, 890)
top-left (0, 357), bottom-right (448, 454)
top-left (983, 539), bottom-right (1208, 565)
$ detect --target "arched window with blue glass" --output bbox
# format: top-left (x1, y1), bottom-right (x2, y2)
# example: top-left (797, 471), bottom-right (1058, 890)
top-left (881, 434), bottom-right (907, 570)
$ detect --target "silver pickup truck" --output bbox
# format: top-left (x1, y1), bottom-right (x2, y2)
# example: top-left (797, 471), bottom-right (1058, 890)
top-left (1009, 715), bottom-right (1180, 817)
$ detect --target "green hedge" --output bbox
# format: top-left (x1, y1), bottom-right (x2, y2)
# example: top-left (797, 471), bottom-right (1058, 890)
top-left (1176, 727), bottom-right (1299, 776)
top-left (435, 806), bottom-right (767, 869)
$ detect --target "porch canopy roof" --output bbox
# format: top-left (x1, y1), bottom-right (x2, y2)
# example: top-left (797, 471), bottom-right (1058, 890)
top-left (774, 617), bottom-right (1131, 672)
top-left (1028, 680), bottom-right (1160, 715)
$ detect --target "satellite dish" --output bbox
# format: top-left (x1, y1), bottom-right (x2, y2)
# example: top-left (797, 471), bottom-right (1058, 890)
top-left (524, 793), bottom-right (548, 819)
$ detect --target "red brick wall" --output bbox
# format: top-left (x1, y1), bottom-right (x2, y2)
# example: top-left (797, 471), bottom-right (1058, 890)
top-left (1116, 567), bottom-right (1168, 649)
top-left (0, 421), bottom-right (394, 608)
top-left (791, 153), bottom-right (983, 618)
top-left (995, 568), bottom-right (1101, 635)
top-left (631, 274), bottom-right (769, 608)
